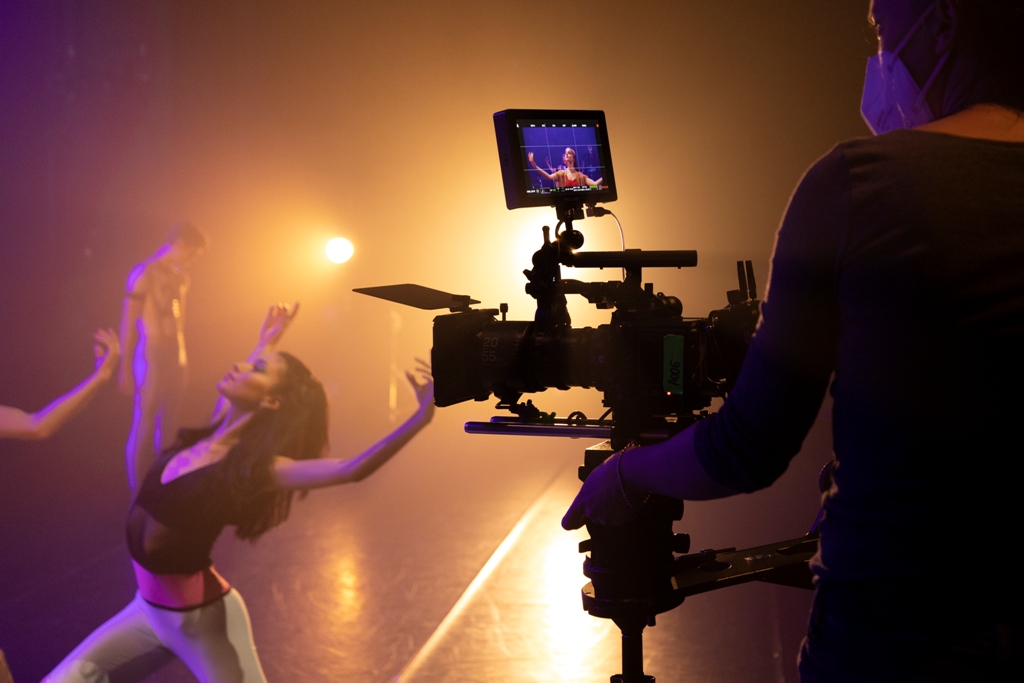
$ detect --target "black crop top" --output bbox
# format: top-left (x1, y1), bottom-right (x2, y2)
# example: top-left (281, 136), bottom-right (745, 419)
top-left (127, 448), bottom-right (241, 574)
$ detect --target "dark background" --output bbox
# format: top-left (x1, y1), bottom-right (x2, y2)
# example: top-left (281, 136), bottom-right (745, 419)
top-left (1, 1), bottom-right (874, 680)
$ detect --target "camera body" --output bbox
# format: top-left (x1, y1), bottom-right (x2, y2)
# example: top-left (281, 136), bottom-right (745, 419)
top-left (430, 221), bottom-right (760, 446)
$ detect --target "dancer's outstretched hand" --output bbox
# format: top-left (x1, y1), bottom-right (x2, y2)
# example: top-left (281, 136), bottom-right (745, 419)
top-left (405, 357), bottom-right (434, 418)
top-left (92, 328), bottom-right (120, 382)
top-left (259, 302), bottom-right (299, 348)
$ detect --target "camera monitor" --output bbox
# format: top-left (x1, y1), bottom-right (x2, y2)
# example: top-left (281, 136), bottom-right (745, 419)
top-left (494, 109), bottom-right (617, 211)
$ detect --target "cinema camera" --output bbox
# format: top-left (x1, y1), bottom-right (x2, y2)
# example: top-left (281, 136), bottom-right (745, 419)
top-left (357, 110), bottom-right (817, 683)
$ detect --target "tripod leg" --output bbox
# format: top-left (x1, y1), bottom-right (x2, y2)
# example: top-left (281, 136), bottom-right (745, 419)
top-left (611, 617), bottom-right (655, 683)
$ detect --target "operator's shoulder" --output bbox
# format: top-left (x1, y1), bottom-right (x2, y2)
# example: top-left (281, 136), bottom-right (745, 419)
top-left (793, 132), bottom-right (925, 192)
top-left (790, 141), bottom-right (861, 199)
top-left (820, 130), bottom-right (963, 172)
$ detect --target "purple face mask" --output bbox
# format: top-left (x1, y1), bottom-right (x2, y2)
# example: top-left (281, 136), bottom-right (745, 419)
top-left (860, 2), bottom-right (951, 135)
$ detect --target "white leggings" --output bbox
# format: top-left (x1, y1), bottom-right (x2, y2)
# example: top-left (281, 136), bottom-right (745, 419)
top-left (44, 589), bottom-right (267, 683)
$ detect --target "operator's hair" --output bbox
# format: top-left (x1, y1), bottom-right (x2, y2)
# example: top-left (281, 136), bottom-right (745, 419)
top-left (165, 222), bottom-right (209, 250)
top-left (901, 0), bottom-right (1024, 112)
top-left (954, 0), bottom-right (1024, 111)
top-left (169, 351), bottom-right (329, 541)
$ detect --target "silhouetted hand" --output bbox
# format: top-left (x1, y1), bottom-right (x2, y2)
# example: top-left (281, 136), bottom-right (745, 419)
top-left (405, 357), bottom-right (434, 420)
top-left (562, 451), bottom-right (639, 530)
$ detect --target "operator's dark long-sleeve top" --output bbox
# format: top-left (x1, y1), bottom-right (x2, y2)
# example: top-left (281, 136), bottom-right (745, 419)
top-left (693, 130), bottom-right (1024, 586)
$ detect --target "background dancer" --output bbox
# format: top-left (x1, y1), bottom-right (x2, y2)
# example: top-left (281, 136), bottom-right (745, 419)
top-left (119, 222), bottom-right (208, 490)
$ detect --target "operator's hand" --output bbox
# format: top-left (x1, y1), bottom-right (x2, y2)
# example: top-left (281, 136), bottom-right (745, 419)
top-left (92, 328), bottom-right (120, 382)
top-left (405, 357), bottom-right (435, 420)
top-left (562, 451), bottom-right (639, 530)
top-left (258, 302), bottom-right (300, 348)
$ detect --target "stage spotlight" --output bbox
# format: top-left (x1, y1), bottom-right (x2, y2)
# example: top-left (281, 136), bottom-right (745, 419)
top-left (326, 237), bottom-right (354, 264)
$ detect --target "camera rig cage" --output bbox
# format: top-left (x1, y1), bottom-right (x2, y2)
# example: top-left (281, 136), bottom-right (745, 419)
top-left (355, 110), bottom-right (818, 683)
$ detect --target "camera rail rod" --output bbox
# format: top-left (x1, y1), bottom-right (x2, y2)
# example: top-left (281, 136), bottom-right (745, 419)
top-left (465, 422), bottom-right (613, 438)
top-left (465, 420), bottom-right (679, 442)
top-left (564, 249), bottom-right (697, 270)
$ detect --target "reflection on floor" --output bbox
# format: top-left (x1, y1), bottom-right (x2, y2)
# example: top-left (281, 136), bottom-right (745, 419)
top-left (0, 418), bottom-right (820, 682)
top-left (398, 462), bottom-right (812, 683)
top-left (398, 464), bottom-right (620, 682)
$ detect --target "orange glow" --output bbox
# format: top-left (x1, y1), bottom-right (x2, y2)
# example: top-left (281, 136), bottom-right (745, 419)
top-left (326, 237), bottom-right (354, 264)
top-left (330, 551), bottom-right (365, 624)
top-left (540, 528), bottom-right (618, 677)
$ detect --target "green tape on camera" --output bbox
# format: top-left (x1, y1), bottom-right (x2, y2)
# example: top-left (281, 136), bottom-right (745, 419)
top-left (663, 334), bottom-right (685, 394)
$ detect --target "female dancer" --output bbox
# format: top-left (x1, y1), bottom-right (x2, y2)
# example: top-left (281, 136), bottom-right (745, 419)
top-left (528, 147), bottom-right (603, 188)
top-left (45, 304), bottom-right (434, 682)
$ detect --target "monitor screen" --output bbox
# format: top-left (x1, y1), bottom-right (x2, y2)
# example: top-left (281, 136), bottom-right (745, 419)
top-left (494, 109), bottom-right (617, 210)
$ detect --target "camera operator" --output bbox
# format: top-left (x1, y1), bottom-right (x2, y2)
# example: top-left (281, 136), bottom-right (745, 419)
top-left (564, 1), bottom-right (1024, 680)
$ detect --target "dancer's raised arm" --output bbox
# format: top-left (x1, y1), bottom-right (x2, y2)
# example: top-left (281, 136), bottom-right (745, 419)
top-left (528, 151), bottom-right (558, 182)
top-left (272, 359), bottom-right (434, 489)
top-left (0, 329), bottom-right (119, 440)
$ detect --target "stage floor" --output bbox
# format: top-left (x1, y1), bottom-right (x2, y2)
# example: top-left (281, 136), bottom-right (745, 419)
top-left (0, 410), bottom-right (820, 682)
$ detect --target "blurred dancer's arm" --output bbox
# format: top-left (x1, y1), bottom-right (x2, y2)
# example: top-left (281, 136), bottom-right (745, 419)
top-left (0, 329), bottom-right (120, 440)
